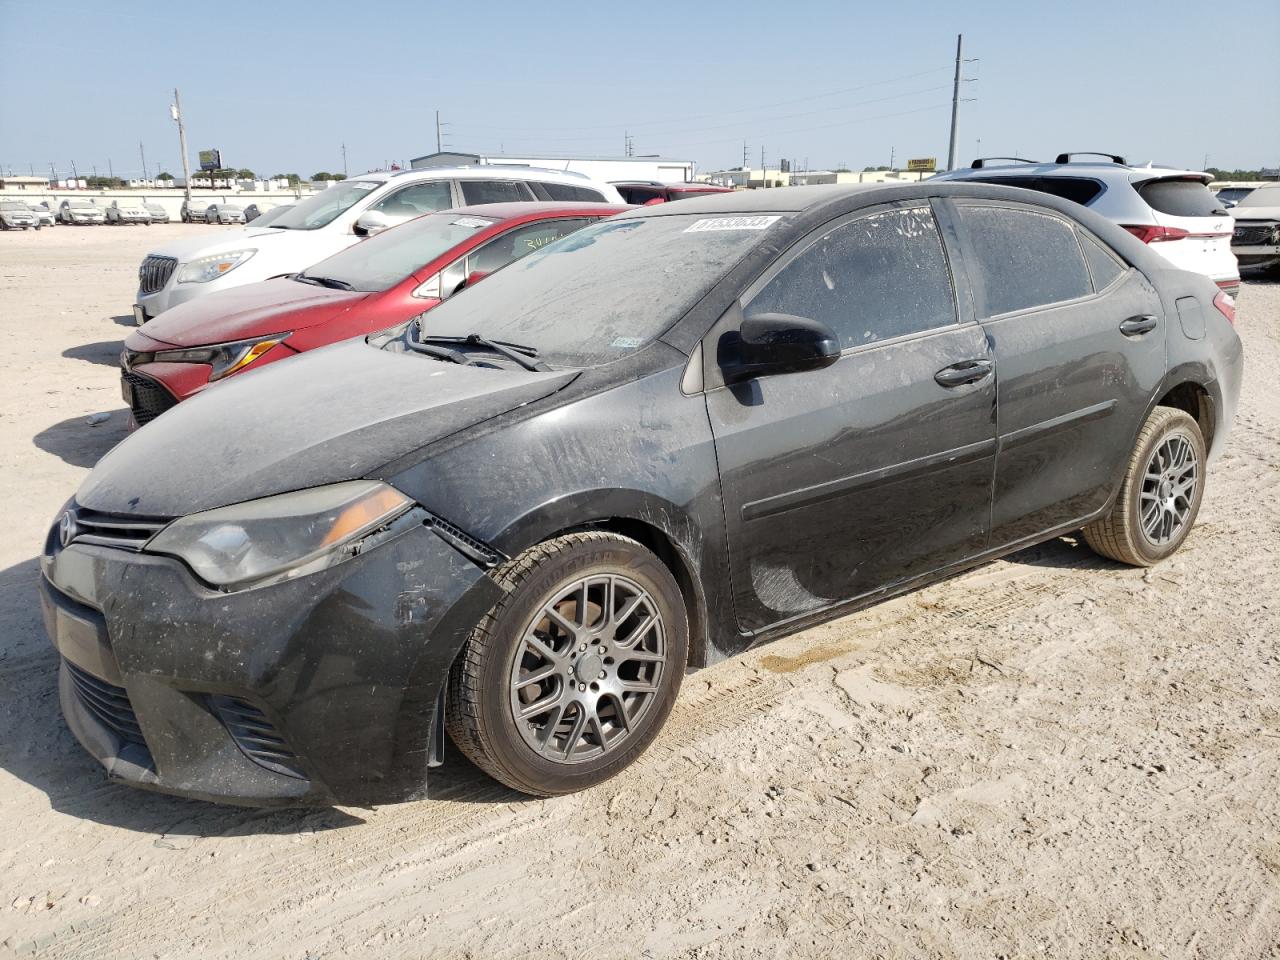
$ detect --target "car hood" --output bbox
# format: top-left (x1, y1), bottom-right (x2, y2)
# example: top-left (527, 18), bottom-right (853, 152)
top-left (146, 227), bottom-right (293, 262)
top-left (132, 277), bottom-right (369, 347)
top-left (1232, 204), bottom-right (1280, 222)
top-left (78, 339), bottom-right (577, 516)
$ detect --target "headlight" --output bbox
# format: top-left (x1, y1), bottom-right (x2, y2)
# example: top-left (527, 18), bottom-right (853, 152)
top-left (153, 331), bottom-right (291, 380)
top-left (176, 249), bottom-right (256, 284)
top-left (146, 481), bottom-right (414, 589)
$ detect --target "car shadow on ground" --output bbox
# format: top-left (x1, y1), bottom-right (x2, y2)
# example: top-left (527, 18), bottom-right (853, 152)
top-left (1004, 533), bottom-right (1118, 571)
top-left (0, 555), bottom-right (520, 839)
top-left (62, 340), bottom-right (123, 366)
top-left (109, 314), bottom-right (137, 327)
top-left (33, 408), bottom-right (129, 468)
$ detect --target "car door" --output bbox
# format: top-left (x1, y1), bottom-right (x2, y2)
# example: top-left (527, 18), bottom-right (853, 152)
top-left (704, 202), bottom-right (997, 634)
top-left (945, 200), bottom-right (1167, 548)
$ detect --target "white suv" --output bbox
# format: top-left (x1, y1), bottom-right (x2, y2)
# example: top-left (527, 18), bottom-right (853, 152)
top-left (133, 166), bottom-right (624, 320)
top-left (935, 153), bottom-right (1240, 297)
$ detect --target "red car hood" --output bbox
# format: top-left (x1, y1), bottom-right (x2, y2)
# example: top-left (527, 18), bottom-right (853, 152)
top-left (137, 278), bottom-right (371, 347)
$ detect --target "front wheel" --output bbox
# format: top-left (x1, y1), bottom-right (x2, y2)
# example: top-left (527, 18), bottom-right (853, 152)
top-left (447, 532), bottom-right (688, 796)
top-left (1083, 406), bottom-right (1206, 566)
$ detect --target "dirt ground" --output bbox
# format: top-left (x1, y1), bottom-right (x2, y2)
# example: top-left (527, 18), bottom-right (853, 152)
top-left (1, 224), bottom-right (1277, 960)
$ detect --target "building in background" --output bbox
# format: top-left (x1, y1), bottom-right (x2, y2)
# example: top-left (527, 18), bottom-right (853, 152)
top-left (410, 151), bottom-right (695, 184)
top-left (0, 175), bottom-right (51, 191)
top-left (788, 169), bottom-right (935, 186)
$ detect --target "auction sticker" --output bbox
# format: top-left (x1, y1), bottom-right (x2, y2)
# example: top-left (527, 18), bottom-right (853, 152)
top-left (450, 216), bottom-right (493, 228)
top-left (684, 216), bottom-right (780, 233)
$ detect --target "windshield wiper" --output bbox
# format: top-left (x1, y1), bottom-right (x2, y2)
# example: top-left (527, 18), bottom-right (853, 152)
top-left (415, 333), bottom-right (549, 372)
top-left (297, 274), bottom-right (352, 290)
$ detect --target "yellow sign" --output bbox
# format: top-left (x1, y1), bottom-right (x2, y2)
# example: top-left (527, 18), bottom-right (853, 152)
top-left (907, 158), bottom-right (937, 172)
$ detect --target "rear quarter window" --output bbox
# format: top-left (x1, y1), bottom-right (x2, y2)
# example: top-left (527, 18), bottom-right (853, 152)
top-left (976, 176), bottom-right (1104, 207)
top-left (1137, 179), bottom-right (1225, 218)
top-left (1078, 231), bottom-right (1125, 291)
top-left (533, 182), bottom-right (606, 202)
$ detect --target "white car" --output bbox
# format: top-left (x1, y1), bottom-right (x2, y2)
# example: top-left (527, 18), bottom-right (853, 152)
top-left (106, 200), bottom-right (152, 225)
top-left (206, 203), bottom-right (247, 225)
top-left (59, 198), bottom-right (105, 225)
top-left (26, 201), bottom-right (56, 227)
top-left (180, 199), bottom-right (211, 223)
top-left (934, 153), bottom-right (1240, 297)
top-left (144, 202), bottom-right (170, 223)
top-left (1229, 183), bottom-right (1280, 272)
top-left (0, 201), bottom-right (41, 230)
top-left (133, 166), bottom-right (625, 319)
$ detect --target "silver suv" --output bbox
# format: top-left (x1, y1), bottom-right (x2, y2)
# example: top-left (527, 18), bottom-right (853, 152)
top-left (935, 152), bottom-right (1240, 296)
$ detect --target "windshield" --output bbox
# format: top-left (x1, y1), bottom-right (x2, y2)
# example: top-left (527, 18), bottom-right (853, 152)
top-left (1, 202), bottom-right (29, 211)
top-left (266, 180), bottom-right (381, 230)
top-left (69, 200), bottom-right (95, 209)
top-left (407, 212), bottom-right (783, 366)
top-left (303, 212), bottom-right (497, 292)
top-left (1237, 185), bottom-right (1280, 209)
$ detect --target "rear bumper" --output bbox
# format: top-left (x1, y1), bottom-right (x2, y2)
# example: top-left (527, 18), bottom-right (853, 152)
top-left (40, 522), bottom-right (502, 806)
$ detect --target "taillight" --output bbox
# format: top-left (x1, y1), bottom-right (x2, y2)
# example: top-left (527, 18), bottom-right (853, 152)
top-left (1213, 290), bottom-right (1236, 325)
top-left (1122, 224), bottom-right (1190, 243)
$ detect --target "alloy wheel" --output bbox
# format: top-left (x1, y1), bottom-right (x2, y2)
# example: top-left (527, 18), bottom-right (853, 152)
top-left (508, 574), bottom-right (667, 764)
top-left (1140, 432), bottom-right (1198, 545)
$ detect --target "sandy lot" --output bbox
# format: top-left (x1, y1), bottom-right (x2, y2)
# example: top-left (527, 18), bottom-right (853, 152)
top-left (0, 225), bottom-right (1277, 960)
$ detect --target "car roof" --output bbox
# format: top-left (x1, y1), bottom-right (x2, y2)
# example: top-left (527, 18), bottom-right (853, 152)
top-left (938, 161), bottom-right (1212, 186)
top-left (619, 183), bottom-right (884, 215)
top-left (445, 201), bottom-right (632, 221)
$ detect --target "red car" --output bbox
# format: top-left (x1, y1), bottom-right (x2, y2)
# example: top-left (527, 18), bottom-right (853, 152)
top-left (120, 201), bottom-right (629, 425)
top-left (611, 181), bottom-right (734, 204)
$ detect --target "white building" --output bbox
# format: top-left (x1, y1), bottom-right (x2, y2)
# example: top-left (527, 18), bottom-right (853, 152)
top-left (0, 175), bottom-right (52, 191)
top-left (410, 151), bottom-right (696, 185)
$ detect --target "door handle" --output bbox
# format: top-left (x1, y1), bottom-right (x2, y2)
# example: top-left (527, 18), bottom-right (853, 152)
top-left (934, 359), bottom-right (993, 387)
top-left (1119, 314), bottom-right (1158, 337)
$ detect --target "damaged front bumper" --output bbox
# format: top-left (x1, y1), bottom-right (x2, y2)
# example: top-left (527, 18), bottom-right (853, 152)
top-left (40, 518), bottom-right (503, 806)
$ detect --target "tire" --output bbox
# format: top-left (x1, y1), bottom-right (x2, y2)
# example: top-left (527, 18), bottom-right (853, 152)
top-left (1082, 406), bottom-right (1206, 566)
top-left (447, 532), bottom-right (688, 796)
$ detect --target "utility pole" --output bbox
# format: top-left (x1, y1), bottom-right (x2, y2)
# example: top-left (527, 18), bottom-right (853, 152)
top-left (71, 160), bottom-right (79, 182)
top-left (890, 145), bottom-right (896, 170)
top-left (108, 158), bottom-right (113, 180)
top-left (436, 111), bottom-right (442, 153)
top-left (342, 143), bottom-right (348, 177)
top-left (139, 141), bottom-right (147, 180)
top-left (743, 140), bottom-right (748, 170)
top-left (946, 34), bottom-right (963, 172)
top-left (171, 88), bottom-right (192, 201)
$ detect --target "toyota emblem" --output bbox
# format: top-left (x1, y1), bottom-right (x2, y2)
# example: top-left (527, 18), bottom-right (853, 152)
top-left (58, 511), bottom-right (78, 548)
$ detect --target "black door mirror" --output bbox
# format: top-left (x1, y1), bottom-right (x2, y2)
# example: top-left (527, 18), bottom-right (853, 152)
top-left (724, 312), bottom-right (841, 383)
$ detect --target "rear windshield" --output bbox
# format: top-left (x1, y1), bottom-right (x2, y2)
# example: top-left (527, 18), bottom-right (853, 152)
top-left (1137, 179), bottom-right (1225, 217)
top-left (266, 179), bottom-right (381, 230)
top-left (302, 212), bottom-right (497, 292)
top-left (975, 175), bottom-right (1104, 207)
top-left (405, 213), bottom-right (782, 366)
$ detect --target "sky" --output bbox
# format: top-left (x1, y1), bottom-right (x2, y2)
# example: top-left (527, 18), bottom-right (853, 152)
top-left (1, 0), bottom-right (1277, 182)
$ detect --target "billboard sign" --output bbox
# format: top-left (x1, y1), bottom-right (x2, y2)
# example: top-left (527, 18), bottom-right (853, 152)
top-left (907, 157), bottom-right (937, 172)
top-left (198, 149), bottom-right (222, 172)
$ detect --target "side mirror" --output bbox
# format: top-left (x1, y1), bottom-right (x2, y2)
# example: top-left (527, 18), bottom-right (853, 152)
top-left (354, 210), bottom-right (390, 237)
top-left (724, 312), bottom-right (841, 383)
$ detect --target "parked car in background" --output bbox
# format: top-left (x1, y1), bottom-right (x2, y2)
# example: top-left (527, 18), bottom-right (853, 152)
top-left (934, 153), bottom-right (1240, 297)
top-left (26, 201), bottom-right (56, 227)
top-left (0, 201), bottom-right (41, 230)
top-left (106, 200), bottom-right (152, 225)
top-left (180, 199), bottom-right (211, 223)
top-left (1214, 186), bottom-right (1256, 208)
top-left (1230, 183), bottom-right (1280, 271)
top-left (206, 203), bottom-right (246, 225)
top-left (58, 198), bottom-right (105, 225)
top-left (120, 201), bottom-right (629, 424)
top-left (610, 181), bottom-right (735, 204)
top-left (245, 203), bottom-right (292, 228)
top-left (131, 166), bottom-right (624, 321)
top-left (243, 202), bottom-right (276, 222)
top-left (144, 202), bottom-right (170, 223)
top-left (48, 182), bottom-right (1241, 806)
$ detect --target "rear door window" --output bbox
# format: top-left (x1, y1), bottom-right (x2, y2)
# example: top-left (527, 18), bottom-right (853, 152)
top-left (533, 181), bottom-right (607, 202)
top-left (955, 204), bottom-right (1093, 316)
top-left (1078, 231), bottom-right (1124, 291)
top-left (978, 175), bottom-right (1104, 207)
top-left (459, 180), bottom-right (536, 205)
top-left (746, 206), bottom-right (956, 348)
top-left (1137, 179), bottom-right (1225, 218)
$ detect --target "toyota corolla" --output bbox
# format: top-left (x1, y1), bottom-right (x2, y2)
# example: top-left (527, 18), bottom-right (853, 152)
top-left (41, 183), bottom-right (1241, 806)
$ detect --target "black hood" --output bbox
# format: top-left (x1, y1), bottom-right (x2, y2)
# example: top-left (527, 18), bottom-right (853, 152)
top-left (79, 340), bottom-right (576, 517)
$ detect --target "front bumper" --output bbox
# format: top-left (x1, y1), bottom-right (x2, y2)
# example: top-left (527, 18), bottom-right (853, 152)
top-left (40, 520), bottom-right (502, 806)
top-left (1232, 245), bottom-right (1280, 268)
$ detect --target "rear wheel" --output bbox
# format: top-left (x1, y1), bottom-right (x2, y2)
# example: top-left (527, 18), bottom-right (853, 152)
top-left (1083, 406), bottom-right (1206, 566)
top-left (447, 532), bottom-right (687, 796)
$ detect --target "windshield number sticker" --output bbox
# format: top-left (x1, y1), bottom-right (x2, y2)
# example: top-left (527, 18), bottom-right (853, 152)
top-left (611, 337), bottom-right (644, 349)
top-left (684, 216), bottom-right (780, 233)
top-left (450, 216), bottom-right (492, 228)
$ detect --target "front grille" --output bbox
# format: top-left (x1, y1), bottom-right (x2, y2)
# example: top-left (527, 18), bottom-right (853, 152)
top-left (210, 696), bottom-right (306, 779)
top-left (138, 254), bottom-right (178, 294)
top-left (67, 505), bottom-right (169, 552)
top-left (1232, 224), bottom-right (1276, 246)
top-left (122, 369), bottom-right (178, 425)
top-left (64, 659), bottom-right (147, 747)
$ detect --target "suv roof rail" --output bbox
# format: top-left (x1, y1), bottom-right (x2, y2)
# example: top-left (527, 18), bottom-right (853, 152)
top-left (1054, 152), bottom-right (1127, 165)
top-left (482, 163), bottom-right (592, 180)
top-left (970, 156), bottom-right (1039, 169)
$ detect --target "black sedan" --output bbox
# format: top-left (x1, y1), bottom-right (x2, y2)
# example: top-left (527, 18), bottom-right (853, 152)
top-left (40, 183), bottom-right (1242, 805)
